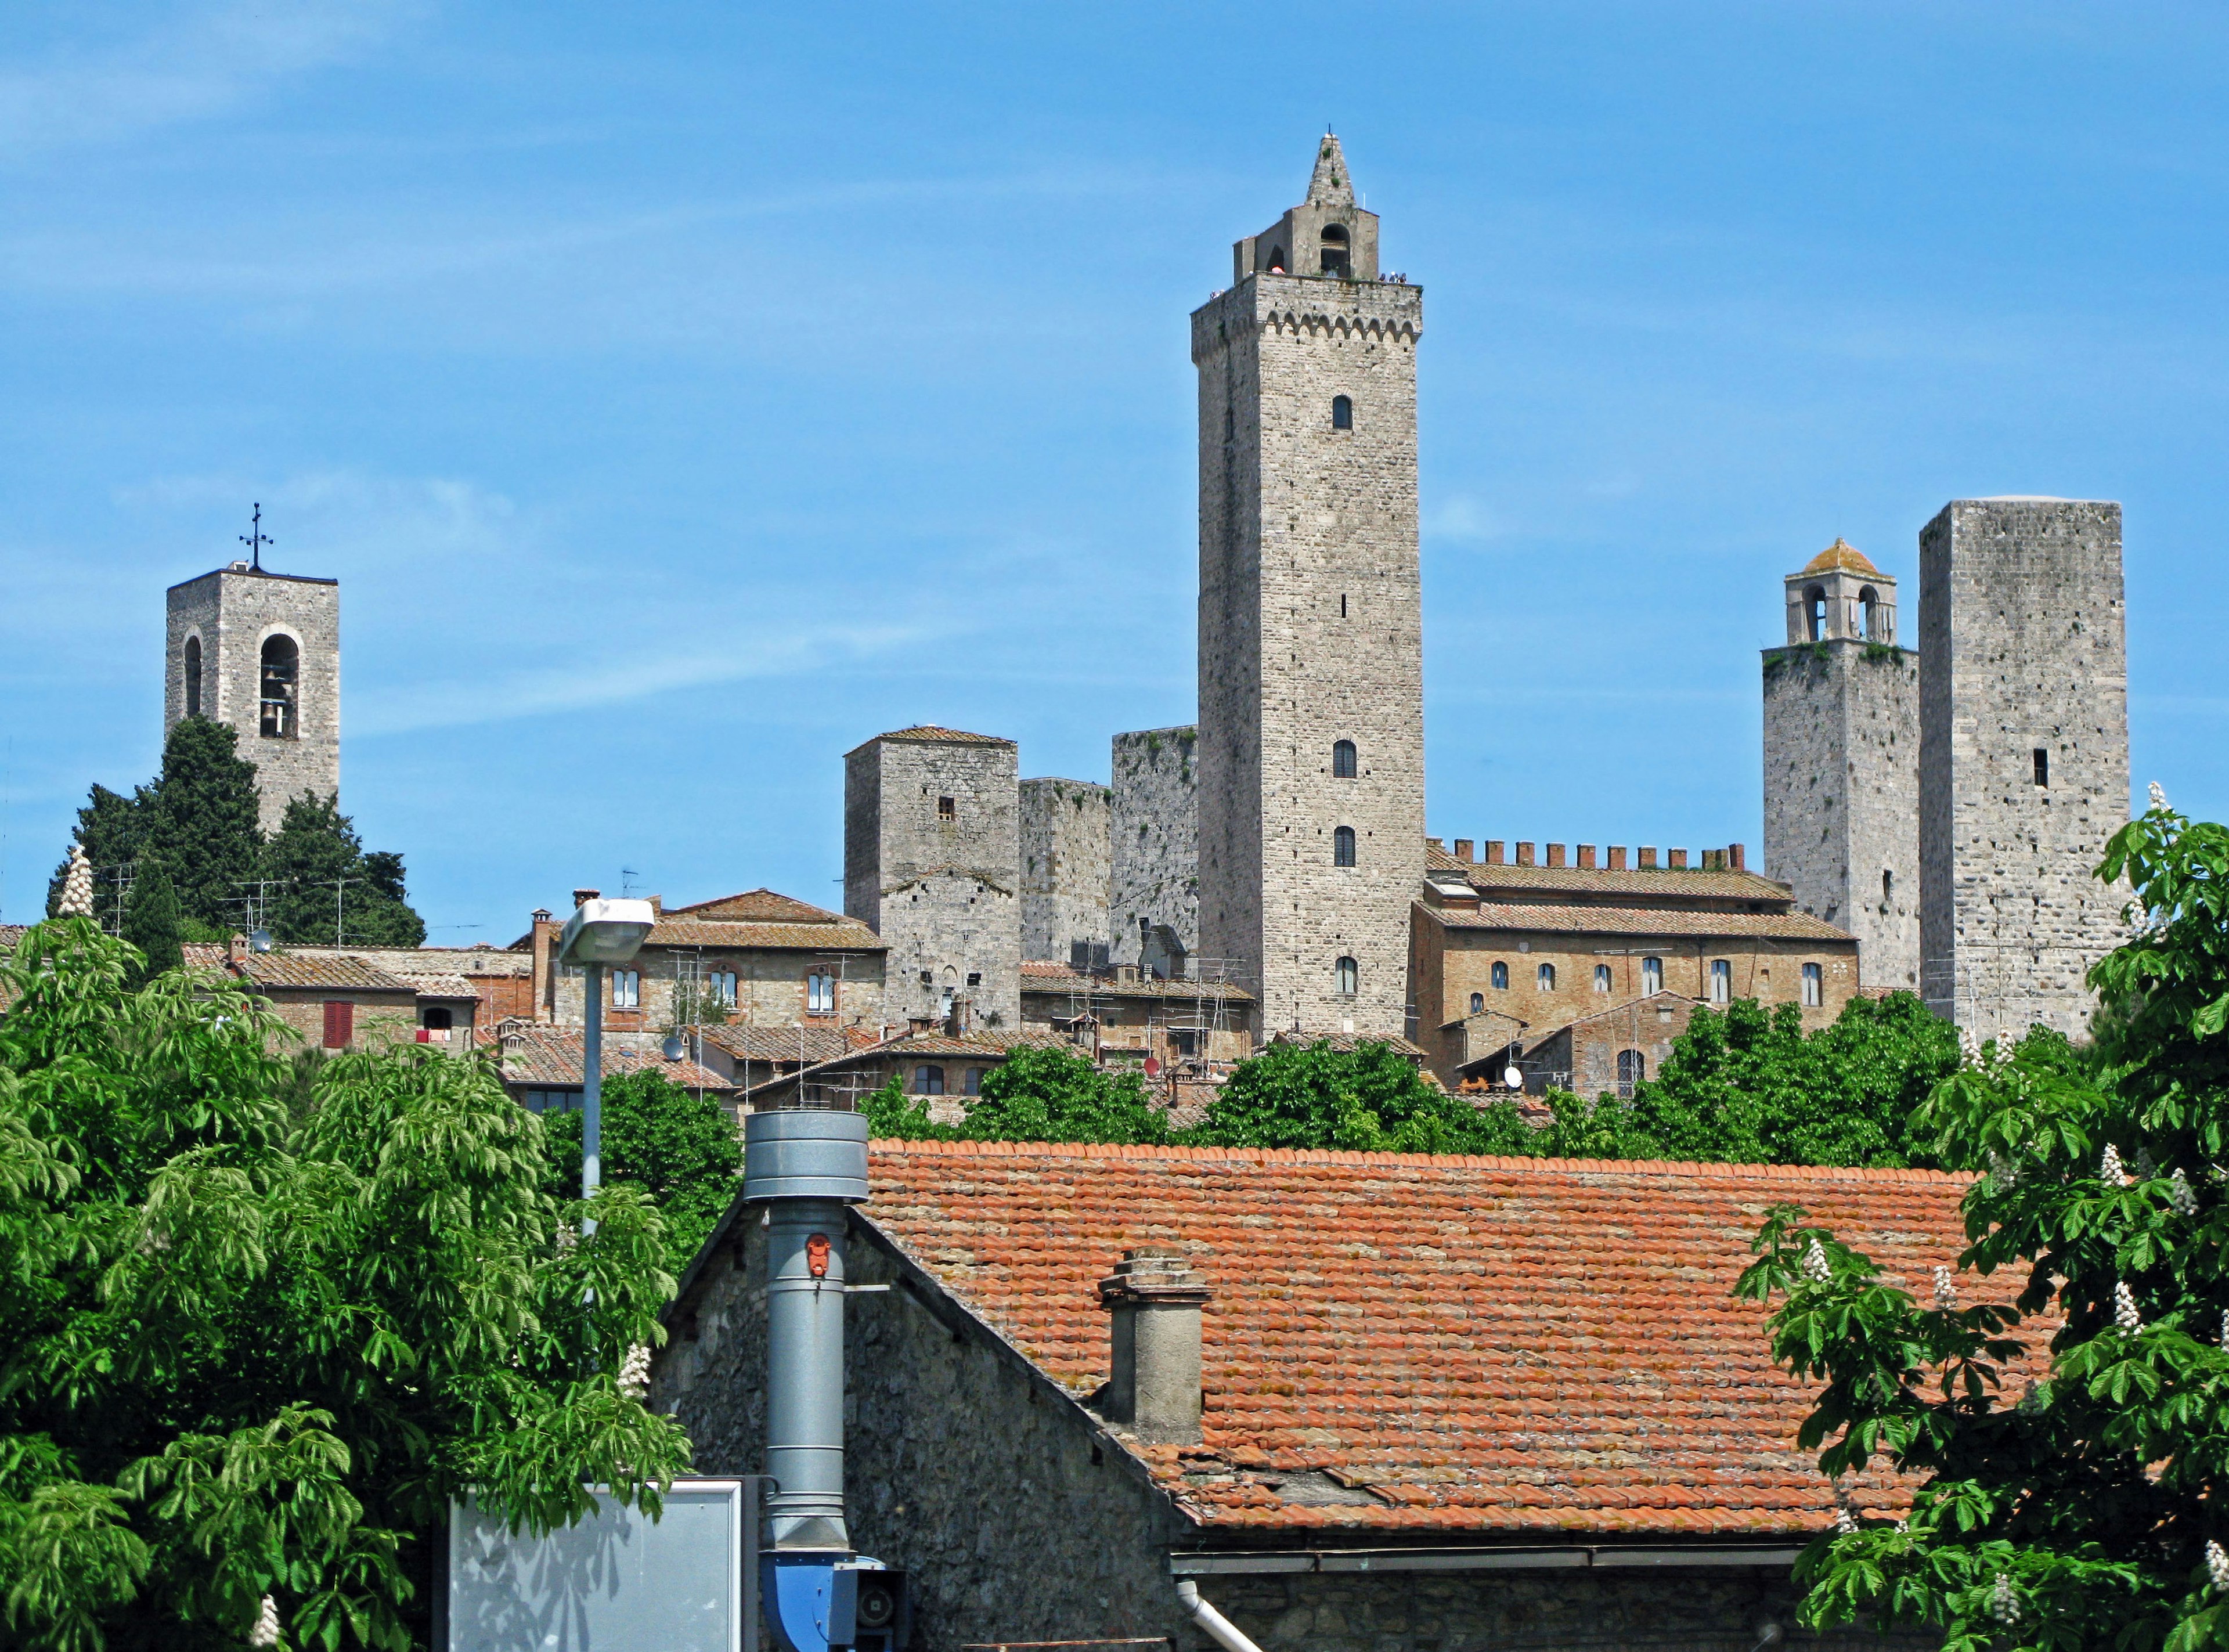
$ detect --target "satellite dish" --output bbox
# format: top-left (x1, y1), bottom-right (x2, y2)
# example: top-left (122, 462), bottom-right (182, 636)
top-left (661, 1033), bottom-right (686, 1062)
top-left (1503, 1066), bottom-right (1524, 1090)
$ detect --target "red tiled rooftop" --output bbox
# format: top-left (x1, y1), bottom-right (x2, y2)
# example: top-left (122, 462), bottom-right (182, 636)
top-left (1423, 901), bottom-right (1853, 944)
top-left (861, 1140), bottom-right (1995, 1537)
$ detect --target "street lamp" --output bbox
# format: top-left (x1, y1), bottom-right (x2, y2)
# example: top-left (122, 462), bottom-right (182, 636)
top-left (556, 894), bottom-right (656, 1225)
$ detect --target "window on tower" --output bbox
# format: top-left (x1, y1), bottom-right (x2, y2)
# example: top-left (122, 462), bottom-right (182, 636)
top-left (1331, 395), bottom-right (1353, 431)
top-left (1537, 962), bottom-right (1556, 991)
top-left (1332, 740), bottom-right (1357, 778)
top-left (1319, 222), bottom-right (1350, 277)
top-left (259, 634), bottom-right (299, 739)
top-left (1332, 826), bottom-right (1357, 866)
top-left (1266, 244), bottom-right (1286, 274)
top-left (1469, 992), bottom-right (1484, 1015)
top-left (1804, 585), bottom-right (1828, 641)
top-left (2033, 748), bottom-right (2050, 787)
top-left (183, 636), bottom-right (202, 719)
top-left (1334, 955), bottom-right (1358, 996)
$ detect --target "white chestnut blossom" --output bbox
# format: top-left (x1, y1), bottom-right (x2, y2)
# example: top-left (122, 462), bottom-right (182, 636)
top-left (619, 1343), bottom-right (652, 1402)
top-left (1802, 1239), bottom-right (1832, 1284)
top-left (2151, 781), bottom-right (2170, 813)
top-left (2208, 1540), bottom-right (2229, 1594)
top-left (1834, 1502), bottom-right (1858, 1535)
top-left (1991, 1573), bottom-right (2020, 1624)
top-left (1988, 1151), bottom-right (2021, 1191)
top-left (1933, 1266), bottom-right (1956, 1310)
top-left (2115, 1281), bottom-right (2144, 1334)
top-left (250, 1597), bottom-right (281, 1649)
top-left (2100, 1144), bottom-right (2127, 1185)
top-left (2173, 1168), bottom-right (2199, 1216)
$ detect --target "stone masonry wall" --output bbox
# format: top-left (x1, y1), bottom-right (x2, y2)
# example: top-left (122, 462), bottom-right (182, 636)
top-left (1920, 499), bottom-right (2130, 1040)
top-left (165, 567), bottom-right (340, 833)
top-left (653, 1212), bottom-right (1924, 1652)
top-left (1762, 642), bottom-right (1921, 990)
top-left (845, 733), bottom-right (1022, 1026)
top-left (1111, 728), bottom-right (1200, 971)
top-left (1195, 272), bottom-right (1425, 1038)
top-left (1020, 777), bottom-right (1112, 963)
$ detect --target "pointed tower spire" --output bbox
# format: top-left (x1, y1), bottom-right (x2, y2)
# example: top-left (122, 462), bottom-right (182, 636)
top-left (1307, 131), bottom-right (1355, 207)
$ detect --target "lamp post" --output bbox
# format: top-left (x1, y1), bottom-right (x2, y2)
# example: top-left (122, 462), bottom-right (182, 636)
top-left (556, 894), bottom-right (656, 1229)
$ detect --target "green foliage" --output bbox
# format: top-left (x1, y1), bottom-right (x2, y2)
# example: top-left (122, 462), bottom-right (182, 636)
top-left (539, 1069), bottom-right (744, 1274)
top-left (1736, 802), bottom-right (2229, 1652)
top-left (117, 858), bottom-right (183, 986)
top-left (1191, 1040), bottom-right (1492, 1153)
top-left (1626, 993), bottom-right (1965, 1167)
top-left (0, 919), bottom-right (688, 1651)
top-left (861, 1047), bottom-right (1168, 1145)
top-left (138, 719), bottom-right (266, 935)
top-left (265, 793), bottom-right (426, 947)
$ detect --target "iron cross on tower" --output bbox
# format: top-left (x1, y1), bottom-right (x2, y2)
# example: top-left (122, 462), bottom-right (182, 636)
top-left (239, 503), bottom-right (274, 572)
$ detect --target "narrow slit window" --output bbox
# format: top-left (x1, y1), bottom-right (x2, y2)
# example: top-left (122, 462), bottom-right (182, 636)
top-left (1333, 826), bottom-right (1357, 866)
top-left (1331, 395), bottom-right (1353, 430)
top-left (2033, 748), bottom-right (2049, 787)
top-left (183, 636), bottom-right (202, 719)
top-left (1642, 956), bottom-right (1663, 994)
top-left (1710, 960), bottom-right (1732, 1004)
top-left (1332, 740), bottom-right (1357, 778)
top-left (1802, 962), bottom-right (1823, 1007)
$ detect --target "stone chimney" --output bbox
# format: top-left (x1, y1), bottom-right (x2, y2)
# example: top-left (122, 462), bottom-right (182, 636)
top-left (1452, 838), bottom-right (1474, 863)
top-left (1514, 841), bottom-right (1535, 867)
top-left (571, 888), bottom-right (598, 908)
top-left (1484, 840), bottom-right (1505, 865)
top-left (1546, 843), bottom-right (1566, 868)
top-left (228, 932), bottom-right (249, 968)
top-left (1098, 1248), bottom-right (1211, 1445)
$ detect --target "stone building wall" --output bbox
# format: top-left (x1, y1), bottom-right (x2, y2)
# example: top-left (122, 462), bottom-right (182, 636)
top-left (1110, 727), bottom-right (1200, 972)
top-left (548, 947), bottom-right (887, 1036)
top-left (1020, 777), bottom-right (1112, 963)
top-left (1919, 499), bottom-right (2130, 1040)
top-left (653, 1210), bottom-right (1926, 1652)
top-left (1762, 643), bottom-right (1921, 990)
top-left (1194, 268), bottom-right (1426, 1040)
top-left (165, 566), bottom-right (341, 832)
top-left (845, 730), bottom-right (1022, 1027)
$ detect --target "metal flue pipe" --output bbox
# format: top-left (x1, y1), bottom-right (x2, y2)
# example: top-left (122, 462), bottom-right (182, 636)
top-left (742, 1107), bottom-right (870, 1551)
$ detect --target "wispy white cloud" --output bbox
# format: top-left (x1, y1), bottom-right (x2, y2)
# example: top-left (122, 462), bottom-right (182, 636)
top-left (0, 1), bottom-right (412, 157)
top-left (118, 469), bottom-right (528, 572)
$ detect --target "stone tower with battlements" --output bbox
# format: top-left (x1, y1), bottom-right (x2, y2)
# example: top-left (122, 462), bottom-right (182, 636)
top-left (1761, 538), bottom-right (1920, 990)
top-left (1919, 499), bottom-right (2130, 1041)
top-left (165, 554), bottom-right (340, 834)
top-left (1194, 135), bottom-right (1425, 1038)
top-left (844, 726), bottom-right (1023, 1030)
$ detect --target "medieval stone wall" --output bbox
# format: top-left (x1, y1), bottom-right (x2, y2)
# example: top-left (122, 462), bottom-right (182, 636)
top-left (1195, 274), bottom-right (1425, 1038)
top-left (1020, 777), bottom-right (1112, 963)
top-left (1762, 642), bottom-right (1921, 990)
top-left (1110, 727), bottom-right (1200, 972)
top-left (165, 567), bottom-right (340, 832)
top-left (1919, 499), bottom-right (2130, 1040)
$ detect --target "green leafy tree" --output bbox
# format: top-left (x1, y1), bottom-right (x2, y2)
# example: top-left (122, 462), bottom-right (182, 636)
top-left (860, 1046), bottom-right (1169, 1145)
top-left (264, 793), bottom-right (425, 947)
top-left (117, 856), bottom-right (184, 984)
top-left (1191, 1040), bottom-right (1491, 1153)
top-left (1735, 800), bottom-right (2229, 1652)
top-left (0, 918), bottom-right (688, 1652)
top-left (540, 1068), bottom-right (745, 1273)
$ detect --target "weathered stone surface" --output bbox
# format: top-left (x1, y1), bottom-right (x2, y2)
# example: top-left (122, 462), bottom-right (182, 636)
top-left (165, 565), bottom-right (340, 832)
top-left (1918, 499), bottom-right (2130, 1040)
top-left (1111, 727), bottom-right (1199, 972)
top-left (1020, 777), bottom-right (1111, 964)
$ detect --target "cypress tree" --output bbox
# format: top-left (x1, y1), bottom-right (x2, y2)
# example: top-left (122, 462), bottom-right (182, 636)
top-left (140, 719), bottom-right (264, 934)
top-left (121, 855), bottom-right (186, 983)
top-left (265, 793), bottom-right (425, 947)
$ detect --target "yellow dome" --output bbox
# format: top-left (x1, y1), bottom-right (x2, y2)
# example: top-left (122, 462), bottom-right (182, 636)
top-left (1801, 536), bottom-right (1880, 577)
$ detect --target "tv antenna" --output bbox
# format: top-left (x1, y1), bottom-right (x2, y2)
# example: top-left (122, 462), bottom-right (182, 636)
top-left (240, 503), bottom-right (275, 572)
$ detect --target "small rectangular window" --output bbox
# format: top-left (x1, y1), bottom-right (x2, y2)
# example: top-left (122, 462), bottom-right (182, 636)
top-left (612, 969), bottom-right (640, 1009)
top-left (2033, 748), bottom-right (2049, 787)
top-left (1802, 962), bottom-right (1823, 1007)
top-left (1710, 960), bottom-right (1732, 1004)
top-left (1641, 957), bottom-right (1662, 995)
top-left (913, 1065), bottom-right (946, 1096)
top-left (937, 796), bottom-right (957, 821)
top-left (1593, 964), bottom-right (1611, 993)
top-left (710, 970), bottom-right (738, 1008)
top-left (806, 972), bottom-right (835, 1015)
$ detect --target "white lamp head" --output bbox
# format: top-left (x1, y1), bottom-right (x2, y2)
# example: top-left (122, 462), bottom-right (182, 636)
top-left (556, 897), bottom-right (656, 968)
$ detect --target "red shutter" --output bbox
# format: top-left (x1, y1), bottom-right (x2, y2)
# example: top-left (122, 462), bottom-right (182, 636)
top-left (323, 1001), bottom-right (353, 1048)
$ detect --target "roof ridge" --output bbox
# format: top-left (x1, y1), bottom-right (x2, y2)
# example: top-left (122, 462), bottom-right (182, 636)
top-left (865, 1137), bottom-right (1967, 1182)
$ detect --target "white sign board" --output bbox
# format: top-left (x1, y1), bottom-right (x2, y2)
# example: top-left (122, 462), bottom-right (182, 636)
top-left (448, 1480), bottom-right (744, 1652)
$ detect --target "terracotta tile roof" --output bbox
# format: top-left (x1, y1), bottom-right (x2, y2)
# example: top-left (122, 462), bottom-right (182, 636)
top-left (0, 924), bottom-right (27, 954)
top-left (856, 725), bottom-right (1015, 749)
top-left (702, 1024), bottom-right (858, 1065)
top-left (1268, 1030), bottom-right (1429, 1059)
top-left (861, 1142), bottom-right (1988, 1536)
top-left (407, 974), bottom-right (482, 1000)
top-left (478, 1025), bottom-right (733, 1091)
top-left (1423, 901), bottom-right (1853, 944)
top-left (878, 1029), bottom-right (1074, 1058)
top-left (1801, 536), bottom-right (1881, 578)
top-left (663, 889), bottom-right (845, 924)
top-left (236, 951), bottom-right (416, 992)
top-left (1020, 962), bottom-right (1256, 1004)
top-left (1425, 843), bottom-right (1795, 905)
top-left (641, 918), bottom-right (886, 951)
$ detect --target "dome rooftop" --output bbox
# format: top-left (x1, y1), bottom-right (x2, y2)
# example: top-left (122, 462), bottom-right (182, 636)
top-left (1800, 537), bottom-right (1881, 578)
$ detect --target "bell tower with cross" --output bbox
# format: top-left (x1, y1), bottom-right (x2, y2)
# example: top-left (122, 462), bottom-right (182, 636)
top-left (164, 504), bottom-right (342, 832)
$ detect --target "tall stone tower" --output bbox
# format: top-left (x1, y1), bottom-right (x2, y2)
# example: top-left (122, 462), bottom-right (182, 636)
top-left (1761, 539), bottom-right (1920, 990)
top-left (1019, 776), bottom-right (1111, 965)
top-left (165, 547), bottom-right (340, 834)
top-left (1919, 499), bottom-right (2130, 1041)
top-left (1194, 135), bottom-right (1426, 1038)
top-left (1110, 726), bottom-right (1199, 977)
top-left (843, 726), bottom-right (1023, 1030)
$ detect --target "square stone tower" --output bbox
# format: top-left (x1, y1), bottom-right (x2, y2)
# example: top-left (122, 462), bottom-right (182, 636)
top-left (1194, 135), bottom-right (1425, 1038)
top-left (1019, 777), bottom-right (1111, 964)
top-left (844, 726), bottom-right (1022, 1029)
top-left (165, 552), bottom-right (340, 833)
top-left (1919, 499), bottom-right (2130, 1041)
top-left (1110, 727), bottom-right (1199, 976)
top-left (1761, 539), bottom-right (1920, 990)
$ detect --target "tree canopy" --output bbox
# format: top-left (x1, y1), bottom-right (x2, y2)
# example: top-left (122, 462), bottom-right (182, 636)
top-left (1737, 800), bottom-right (2229, 1652)
top-left (0, 919), bottom-right (687, 1652)
top-left (1189, 1038), bottom-right (1497, 1153)
top-left (263, 793), bottom-right (425, 948)
top-left (864, 1045), bottom-right (1169, 1145)
top-left (538, 1068), bottom-right (745, 1274)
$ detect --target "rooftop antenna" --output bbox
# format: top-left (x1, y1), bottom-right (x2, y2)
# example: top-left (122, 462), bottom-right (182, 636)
top-left (239, 503), bottom-right (274, 572)
top-left (620, 866), bottom-right (641, 897)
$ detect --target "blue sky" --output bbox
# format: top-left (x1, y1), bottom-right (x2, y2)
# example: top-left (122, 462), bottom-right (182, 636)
top-left (5, 1), bottom-right (2226, 939)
